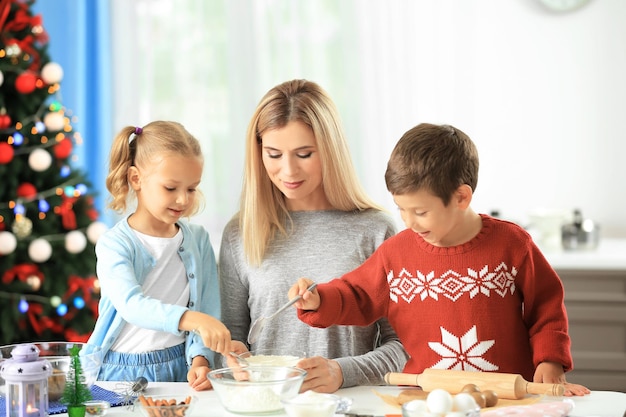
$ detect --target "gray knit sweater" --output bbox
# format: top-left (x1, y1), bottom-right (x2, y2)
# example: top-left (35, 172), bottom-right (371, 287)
top-left (218, 209), bottom-right (408, 387)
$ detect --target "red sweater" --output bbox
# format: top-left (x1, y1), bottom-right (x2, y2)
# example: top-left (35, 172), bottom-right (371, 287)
top-left (299, 215), bottom-right (572, 381)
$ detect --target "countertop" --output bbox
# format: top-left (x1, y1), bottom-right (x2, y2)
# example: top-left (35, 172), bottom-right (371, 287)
top-left (57, 381), bottom-right (626, 417)
top-left (541, 238), bottom-right (626, 271)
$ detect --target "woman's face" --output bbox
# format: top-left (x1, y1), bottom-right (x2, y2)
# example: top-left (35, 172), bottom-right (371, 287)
top-left (261, 120), bottom-right (330, 211)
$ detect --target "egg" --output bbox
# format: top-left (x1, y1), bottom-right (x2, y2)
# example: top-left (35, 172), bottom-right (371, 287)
top-left (426, 389), bottom-right (453, 415)
top-left (470, 391), bottom-right (486, 408)
top-left (402, 399), bottom-right (428, 417)
top-left (460, 383), bottom-right (480, 393)
top-left (452, 392), bottom-right (478, 412)
top-left (482, 389), bottom-right (499, 407)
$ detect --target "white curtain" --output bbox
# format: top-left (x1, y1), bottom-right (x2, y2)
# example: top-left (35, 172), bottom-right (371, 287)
top-left (109, 0), bottom-right (407, 247)
top-left (110, 0), bottom-right (626, 244)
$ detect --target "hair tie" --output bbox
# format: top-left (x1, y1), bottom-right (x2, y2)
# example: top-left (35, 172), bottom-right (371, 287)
top-left (129, 126), bottom-right (143, 144)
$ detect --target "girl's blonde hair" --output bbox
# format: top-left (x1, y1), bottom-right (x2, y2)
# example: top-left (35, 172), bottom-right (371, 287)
top-left (106, 120), bottom-right (204, 216)
top-left (240, 79), bottom-right (383, 265)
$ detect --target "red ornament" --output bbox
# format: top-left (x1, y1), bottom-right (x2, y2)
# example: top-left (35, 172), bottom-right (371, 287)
top-left (0, 113), bottom-right (11, 129)
top-left (54, 137), bottom-right (73, 159)
top-left (17, 182), bottom-right (37, 199)
top-left (0, 142), bottom-right (14, 164)
top-left (15, 72), bottom-right (38, 94)
top-left (87, 208), bottom-right (99, 221)
top-left (59, 194), bottom-right (78, 230)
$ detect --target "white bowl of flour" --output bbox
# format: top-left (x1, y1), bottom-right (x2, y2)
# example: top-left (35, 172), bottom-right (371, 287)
top-left (209, 366), bottom-right (306, 414)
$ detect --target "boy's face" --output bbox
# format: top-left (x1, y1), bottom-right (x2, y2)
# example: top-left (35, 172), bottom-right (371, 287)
top-left (393, 187), bottom-right (468, 247)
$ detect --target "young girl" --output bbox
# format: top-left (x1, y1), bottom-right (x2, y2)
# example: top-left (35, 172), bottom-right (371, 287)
top-left (88, 121), bottom-right (231, 390)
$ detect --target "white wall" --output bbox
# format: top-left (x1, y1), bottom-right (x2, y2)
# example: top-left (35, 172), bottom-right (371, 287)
top-left (346, 0), bottom-right (626, 239)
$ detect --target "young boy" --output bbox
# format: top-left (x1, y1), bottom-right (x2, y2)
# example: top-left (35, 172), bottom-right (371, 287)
top-left (289, 123), bottom-right (590, 396)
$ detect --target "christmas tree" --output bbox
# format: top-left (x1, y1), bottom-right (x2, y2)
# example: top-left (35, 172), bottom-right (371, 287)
top-left (61, 345), bottom-right (93, 407)
top-left (0, 0), bottom-right (106, 345)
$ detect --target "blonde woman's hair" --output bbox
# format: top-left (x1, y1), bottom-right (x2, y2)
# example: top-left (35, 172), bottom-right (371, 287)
top-left (240, 79), bottom-right (383, 265)
top-left (105, 120), bottom-right (204, 216)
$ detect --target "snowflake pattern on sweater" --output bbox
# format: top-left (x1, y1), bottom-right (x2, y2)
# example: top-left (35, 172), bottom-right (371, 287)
top-left (387, 263), bottom-right (518, 304)
top-left (429, 325), bottom-right (499, 371)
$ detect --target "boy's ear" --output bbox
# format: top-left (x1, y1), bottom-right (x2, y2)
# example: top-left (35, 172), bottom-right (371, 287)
top-left (455, 184), bottom-right (473, 209)
top-left (128, 166), bottom-right (141, 191)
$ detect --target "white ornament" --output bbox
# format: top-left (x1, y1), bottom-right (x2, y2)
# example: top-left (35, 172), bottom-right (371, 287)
top-left (28, 148), bottom-right (52, 171)
top-left (86, 221), bottom-right (108, 244)
top-left (0, 70), bottom-right (3, 87)
top-left (43, 111), bottom-right (65, 131)
top-left (41, 62), bottom-right (64, 84)
top-left (28, 238), bottom-right (52, 262)
top-left (0, 231), bottom-right (17, 254)
top-left (65, 230), bottom-right (87, 253)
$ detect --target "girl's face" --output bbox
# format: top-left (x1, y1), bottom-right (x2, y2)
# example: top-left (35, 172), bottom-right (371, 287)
top-left (129, 153), bottom-right (203, 236)
top-left (393, 187), bottom-right (469, 247)
top-left (261, 120), bottom-right (330, 211)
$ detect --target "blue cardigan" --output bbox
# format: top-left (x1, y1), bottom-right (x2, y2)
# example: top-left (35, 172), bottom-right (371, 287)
top-left (87, 216), bottom-right (218, 368)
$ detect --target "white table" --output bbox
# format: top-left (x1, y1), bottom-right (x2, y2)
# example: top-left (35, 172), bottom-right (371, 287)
top-left (76, 382), bottom-right (626, 417)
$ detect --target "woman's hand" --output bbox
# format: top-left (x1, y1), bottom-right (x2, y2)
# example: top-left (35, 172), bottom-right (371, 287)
top-left (295, 356), bottom-right (343, 393)
top-left (224, 340), bottom-right (249, 368)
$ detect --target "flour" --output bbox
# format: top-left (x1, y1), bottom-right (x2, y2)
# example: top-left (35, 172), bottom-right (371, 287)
top-left (245, 354), bottom-right (301, 367)
top-left (218, 385), bottom-right (283, 413)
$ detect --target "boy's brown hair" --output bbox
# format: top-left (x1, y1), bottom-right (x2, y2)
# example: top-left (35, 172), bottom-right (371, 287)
top-left (384, 123), bottom-right (479, 205)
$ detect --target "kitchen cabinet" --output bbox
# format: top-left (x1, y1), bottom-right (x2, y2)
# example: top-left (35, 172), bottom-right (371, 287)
top-left (544, 239), bottom-right (626, 392)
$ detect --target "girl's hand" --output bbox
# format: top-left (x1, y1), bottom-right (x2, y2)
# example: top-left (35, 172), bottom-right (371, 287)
top-left (187, 357), bottom-right (212, 391)
top-left (180, 311), bottom-right (232, 355)
top-left (288, 278), bottom-right (320, 311)
top-left (192, 316), bottom-right (232, 355)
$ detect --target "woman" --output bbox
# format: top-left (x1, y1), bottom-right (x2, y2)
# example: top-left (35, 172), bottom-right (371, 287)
top-left (219, 79), bottom-right (408, 393)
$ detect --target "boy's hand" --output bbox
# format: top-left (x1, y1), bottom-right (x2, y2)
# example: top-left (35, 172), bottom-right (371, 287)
top-left (288, 278), bottom-right (320, 311)
top-left (534, 361), bottom-right (591, 396)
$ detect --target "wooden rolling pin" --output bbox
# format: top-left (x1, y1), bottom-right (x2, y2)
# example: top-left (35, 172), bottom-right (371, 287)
top-left (384, 369), bottom-right (565, 400)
